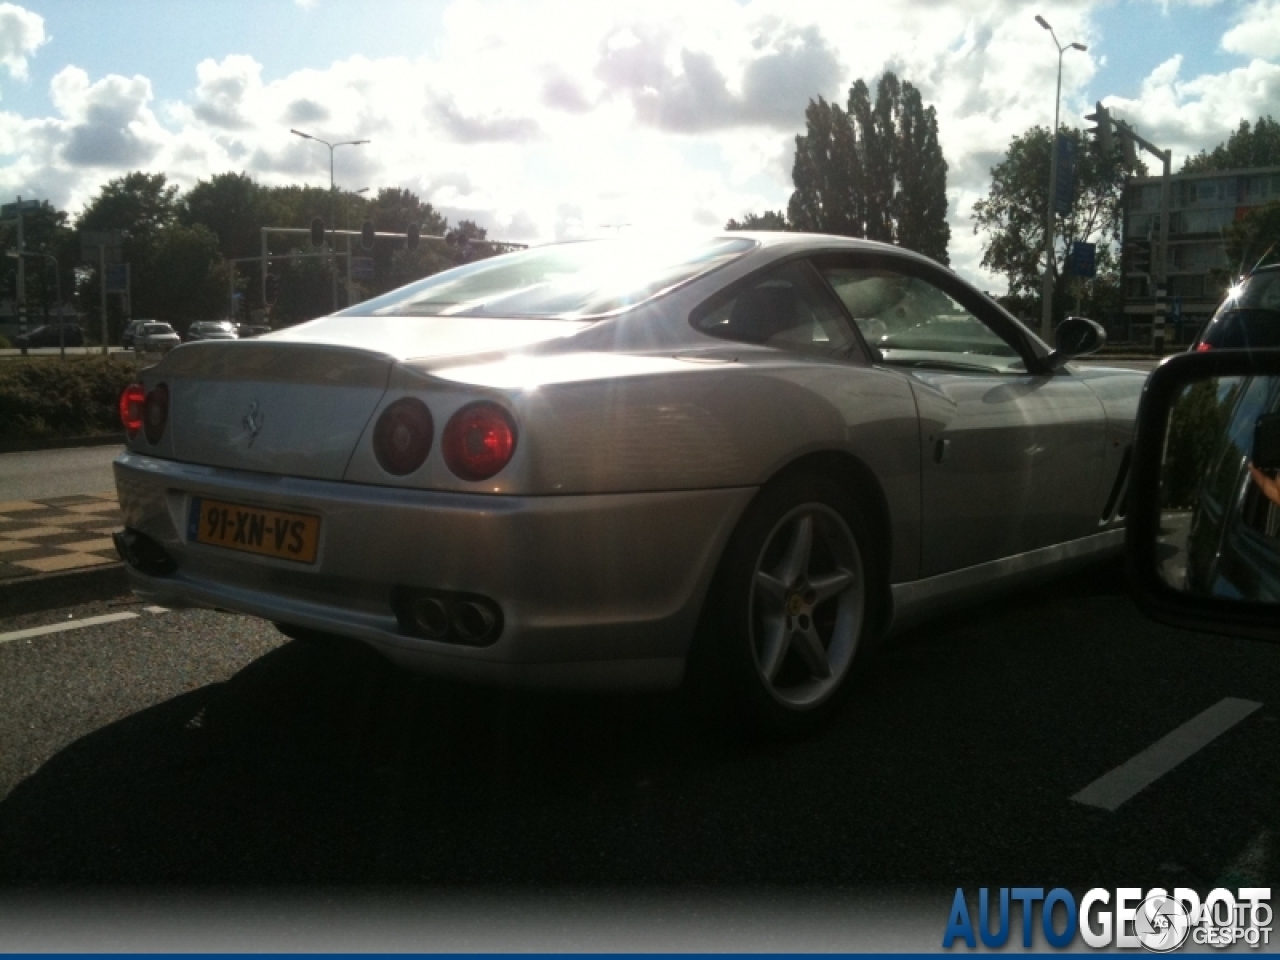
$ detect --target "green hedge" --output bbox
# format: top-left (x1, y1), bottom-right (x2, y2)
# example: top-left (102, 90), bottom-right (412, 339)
top-left (0, 356), bottom-right (137, 441)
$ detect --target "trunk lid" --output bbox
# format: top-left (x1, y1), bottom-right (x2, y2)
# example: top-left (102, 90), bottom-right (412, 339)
top-left (150, 341), bottom-right (395, 481)
top-left (141, 315), bottom-right (592, 481)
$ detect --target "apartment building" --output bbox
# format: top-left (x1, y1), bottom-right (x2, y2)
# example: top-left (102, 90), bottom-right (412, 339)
top-left (1122, 163), bottom-right (1280, 344)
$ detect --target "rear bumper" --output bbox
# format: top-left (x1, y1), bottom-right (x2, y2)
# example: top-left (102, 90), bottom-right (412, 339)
top-left (114, 452), bottom-right (754, 690)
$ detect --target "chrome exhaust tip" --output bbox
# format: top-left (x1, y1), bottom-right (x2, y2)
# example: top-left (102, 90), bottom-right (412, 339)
top-left (452, 598), bottom-right (499, 644)
top-left (390, 588), bottom-right (503, 646)
top-left (112, 528), bottom-right (177, 576)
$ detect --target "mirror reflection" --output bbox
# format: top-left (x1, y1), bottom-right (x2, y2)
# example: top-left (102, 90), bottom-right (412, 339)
top-left (1158, 375), bottom-right (1280, 602)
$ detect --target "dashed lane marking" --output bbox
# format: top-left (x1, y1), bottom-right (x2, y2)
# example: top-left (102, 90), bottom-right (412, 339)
top-left (1072, 697), bottom-right (1263, 812)
top-left (0, 605), bottom-right (171, 646)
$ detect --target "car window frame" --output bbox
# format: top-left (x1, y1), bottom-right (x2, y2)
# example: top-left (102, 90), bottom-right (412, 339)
top-left (809, 250), bottom-right (1046, 375)
top-left (688, 254), bottom-right (876, 365)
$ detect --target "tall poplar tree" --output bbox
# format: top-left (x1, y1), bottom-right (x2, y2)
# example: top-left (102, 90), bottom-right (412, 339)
top-left (786, 72), bottom-right (950, 263)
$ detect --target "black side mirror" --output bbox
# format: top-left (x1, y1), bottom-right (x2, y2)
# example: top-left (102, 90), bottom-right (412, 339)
top-left (1126, 349), bottom-right (1280, 641)
top-left (1045, 316), bottom-right (1106, 370)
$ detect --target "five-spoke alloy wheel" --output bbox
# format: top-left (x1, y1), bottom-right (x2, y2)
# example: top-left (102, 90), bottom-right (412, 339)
top-left (750, 504), bottom-right (864, 710)
top-left (701, 471), bottom-right (878, 735)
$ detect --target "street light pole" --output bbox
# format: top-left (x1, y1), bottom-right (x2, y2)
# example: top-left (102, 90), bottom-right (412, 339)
top-left (290, 129), bottom-right (370, 311)
top-left (8, 250), bottom-right (64, 357)
top-left (1035, 16), bottom-right (1087, 344)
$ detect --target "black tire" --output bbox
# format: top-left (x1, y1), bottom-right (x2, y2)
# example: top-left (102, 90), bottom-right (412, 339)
top-left (697, 471), bottom-right (881, 737)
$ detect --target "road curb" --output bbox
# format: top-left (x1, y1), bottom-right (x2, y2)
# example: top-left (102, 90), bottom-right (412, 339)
top-left (0, 434), bottom-right (124, 455)
top-left (0, 563), bottom-right (132, 619)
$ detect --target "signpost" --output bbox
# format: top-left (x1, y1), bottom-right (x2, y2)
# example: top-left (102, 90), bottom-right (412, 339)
top-left (104, 263), bottom-right (129, 293)
top-left (2, 197), bottom-right (47, 341)
top-left (80, 230), bottom-right (123, 354)
top-left (1054, 135), bottom-right (1077, 217)
top-left (1068, 241), bottom-right (1097, 279)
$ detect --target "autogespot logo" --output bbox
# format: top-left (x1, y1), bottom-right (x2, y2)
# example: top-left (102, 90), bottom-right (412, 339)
top-left (943, 886), bottom-right (1272, 951)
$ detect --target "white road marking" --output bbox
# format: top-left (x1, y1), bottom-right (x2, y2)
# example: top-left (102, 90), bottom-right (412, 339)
top-left (0, 611), bottom-right (140, 645)
top-left (1073, 697), bottom-right (1263, 811)
top-left (142, 605), bottom-right (168, 614)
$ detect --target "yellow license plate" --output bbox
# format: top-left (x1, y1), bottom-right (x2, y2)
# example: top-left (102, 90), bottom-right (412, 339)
top-left (188, 497), bottom-right (320, 564)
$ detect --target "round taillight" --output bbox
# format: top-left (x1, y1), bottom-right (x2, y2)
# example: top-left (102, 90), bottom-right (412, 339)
top-left (443, 402), bottom-right (517, 482)
top-left (373, 397), bottom-right (434, 475)
top-left (119, 383), bottom-right (145, 435)
top-left (143, 383), bottom-right (169, 444)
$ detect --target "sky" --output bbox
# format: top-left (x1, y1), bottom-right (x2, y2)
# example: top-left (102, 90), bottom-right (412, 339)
top-left (0, 0), bottom-right (1278, 292)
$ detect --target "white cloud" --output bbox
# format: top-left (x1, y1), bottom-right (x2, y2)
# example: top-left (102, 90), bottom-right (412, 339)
top-left (0, 2), bottom-right (46, 82)
top-left (1222, 0), bottom-right (1280, 58)
top-left (0, 0), bottom-right (1276, 293)
top-left (1102, 54), bottom-right (1280, 169)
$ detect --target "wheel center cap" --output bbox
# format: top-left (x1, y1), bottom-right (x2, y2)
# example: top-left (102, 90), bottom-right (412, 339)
top-left (787, 593), bottom-right (806, 616)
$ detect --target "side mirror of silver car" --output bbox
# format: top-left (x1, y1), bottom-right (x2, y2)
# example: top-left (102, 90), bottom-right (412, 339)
top-left (1126, 349), bottom-right (1280, 641)
top-left (1045, 316), bottom-right (1106, 370)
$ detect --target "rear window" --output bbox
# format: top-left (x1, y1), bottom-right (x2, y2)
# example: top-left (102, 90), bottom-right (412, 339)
top-left (143, 324), bottom-right (172, 334)
top-left (341, 237), bottom-right (756, 320)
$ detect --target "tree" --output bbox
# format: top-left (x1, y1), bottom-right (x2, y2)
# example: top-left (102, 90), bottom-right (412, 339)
top-left (148, 223), bottom-right (226, 328)
top-left (725, 210), bottom-right (789, 231)
top-left (1224, 199), bottom-right (1280, 275)
top-left (0, 201), bottom-right (77, 323)
top-left (787, 96), bottom-right (862, 238)
top-left (76, 172), bottom-right (186, 340)
top-left (971, 126), bottom-right (1133, 326)
top-left (1183, 117), bottom-right (1280, 174)
top-left (181, 172), bottom-right (269, 259)
top-left (77, 172), bottom-right (179, 248)
top-left (787, 72), bottom-right (950, 262)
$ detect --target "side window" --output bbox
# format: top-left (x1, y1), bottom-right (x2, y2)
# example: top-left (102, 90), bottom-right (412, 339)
top-left (692, 261), bottom-right (862, 359)
top-left (814, 259), bottom-right (1026, 373)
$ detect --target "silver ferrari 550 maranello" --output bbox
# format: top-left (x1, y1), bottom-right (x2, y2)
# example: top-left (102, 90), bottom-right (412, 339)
top-left (113, 232), bottom-right (1144, 732)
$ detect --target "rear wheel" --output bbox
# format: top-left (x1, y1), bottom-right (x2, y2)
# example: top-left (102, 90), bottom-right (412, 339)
top-left (701, 472), bottom-right (878, 736)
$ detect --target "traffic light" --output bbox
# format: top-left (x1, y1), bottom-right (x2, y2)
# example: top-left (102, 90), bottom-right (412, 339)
top-left (1116, 121), bottom-right (1139, 169)
top-left (310, 217), bottom-right (325, 248)
top-left (1085, 101), bottom-right (1112, 157)
top-left (361, 219), bottom-right (375, 251)
top-left (1125, 240), bottom-right (1151, 275)
top-left (264, 272), bottom-right (279, 306)
top-left (407, 222), bottom-right (420, 251)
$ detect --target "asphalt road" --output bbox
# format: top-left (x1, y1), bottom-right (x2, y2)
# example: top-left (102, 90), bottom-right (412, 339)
top-left (0, 559), bottom-right (1276, 897)
top-left (0, 445), bottom-right (121, 501)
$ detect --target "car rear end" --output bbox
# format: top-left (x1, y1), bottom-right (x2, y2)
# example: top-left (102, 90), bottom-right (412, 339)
top-left (112, 336), bottom-right (754, 690)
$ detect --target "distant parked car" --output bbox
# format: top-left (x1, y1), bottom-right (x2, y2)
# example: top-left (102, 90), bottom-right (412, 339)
top-left (133, 322), bottom-right (181, 355)
top-left (1192, 264), bottom-right (1280, 351)
top-left (15, 323), bottom-right (85, 352)
top-left (122, 320), bottom-right (144, 349)
top-left (235, 322), bottom-right (272, 338)
top-left (187, 321), bottom-right (239, 342)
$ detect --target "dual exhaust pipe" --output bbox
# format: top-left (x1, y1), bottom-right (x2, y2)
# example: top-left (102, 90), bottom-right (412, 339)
top-left (392, 587), bottom-right (503, 647)
top-left (114, 530), bottom-right (503, 648)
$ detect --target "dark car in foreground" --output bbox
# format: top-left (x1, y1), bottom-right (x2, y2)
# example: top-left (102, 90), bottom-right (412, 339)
top-left (1192, 264), bottom-right (1280, 351)
top-left (113, 232), bottom-right (1143, 733)
top-left (15, 323), bottom-right (84, 351)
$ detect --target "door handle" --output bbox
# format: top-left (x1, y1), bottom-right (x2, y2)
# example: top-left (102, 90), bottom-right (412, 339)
top-left (933, 438), bottom-right (951, 464)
